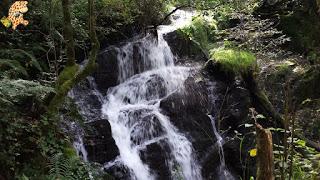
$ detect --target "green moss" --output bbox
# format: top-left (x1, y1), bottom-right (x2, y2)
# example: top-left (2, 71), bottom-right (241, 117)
top-left (210, 48), bottom-right (257, 75)
top-left (64, 145), bottom-right (78, 158)
top-left (179, 16), bottom-right (217, 52)
top-left (55, 65), bottom-right (79, 88)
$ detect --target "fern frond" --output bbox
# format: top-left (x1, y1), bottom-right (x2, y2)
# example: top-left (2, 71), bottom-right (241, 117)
top-left (48, 153), bottom-right (75, 180)
top-left (0, 59), bottom-right (28, 77)
top-left (0, 49), bottom-right (43, 72)
top-left (13, 49), bottom-right (43, 72)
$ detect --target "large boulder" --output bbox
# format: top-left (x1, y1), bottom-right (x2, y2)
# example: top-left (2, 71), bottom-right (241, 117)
top-left (160, 75), bottom-right (222, 177)
top-left (84, 120), bottom-right (119, 164)
top-left (71, 79), bottom-right (102, 122)
top-left (94, 48), bottom-right (119, 94)
top-left (140, 140), bottom-right (173, 179)
top-left (164, 31), bottom-right (208, 65)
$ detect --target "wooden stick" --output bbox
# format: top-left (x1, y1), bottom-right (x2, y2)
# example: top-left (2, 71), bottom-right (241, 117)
top-left (256, 123), bottom-right (274, 180)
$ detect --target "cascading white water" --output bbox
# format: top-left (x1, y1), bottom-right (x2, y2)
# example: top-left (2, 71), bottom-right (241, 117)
top-left (208, 115), bottom-right (234, 180)
top-left (101, 9), bottom-right (202, 180)
top-left (73, 131), bottom-right (88, 162)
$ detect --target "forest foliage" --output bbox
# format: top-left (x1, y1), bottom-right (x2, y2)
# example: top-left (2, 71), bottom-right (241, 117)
top-left (0, 0), bottom-right (320, 179)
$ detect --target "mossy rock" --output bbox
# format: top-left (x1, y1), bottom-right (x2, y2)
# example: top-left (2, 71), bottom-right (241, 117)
top-left (294, 65), bottom-right (320, 104)
top-left (209, 48), bottom-right (257, 76)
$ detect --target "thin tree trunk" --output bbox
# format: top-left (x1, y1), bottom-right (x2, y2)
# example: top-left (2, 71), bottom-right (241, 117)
top-left (243, 71), bottom-right (284, 128)
top-left (62, 0), bottom-right (76, 66)
top-left (48, 0), bottom-right (99, 112)
top-left (256, 123), bottom-right (274, 180)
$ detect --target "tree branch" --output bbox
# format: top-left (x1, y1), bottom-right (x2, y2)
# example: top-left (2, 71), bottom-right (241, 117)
top-left (48, 0), bottom-right (99, 113)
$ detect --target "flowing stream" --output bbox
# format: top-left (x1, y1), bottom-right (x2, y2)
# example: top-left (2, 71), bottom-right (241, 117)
top-left (101, 9), bottom-right (201, 180)
top-left (71, 9), bottom-right (233, 180)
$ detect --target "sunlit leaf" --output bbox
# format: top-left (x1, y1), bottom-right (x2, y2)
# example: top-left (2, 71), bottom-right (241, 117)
top-left (1, 17), bottom-right (11, 28)
top-left (249, 148), bottom-right (257, 157)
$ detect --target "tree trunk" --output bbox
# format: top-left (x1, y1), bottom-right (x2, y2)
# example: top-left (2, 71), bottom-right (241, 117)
top-left (48, 0), bottom-right (99, 113)
top-left (62, 0), bottom-right (76, 66)
top-left (256, 123), bottom-right (274, 180)
top-left (243, 71), bottom-right (284, 128)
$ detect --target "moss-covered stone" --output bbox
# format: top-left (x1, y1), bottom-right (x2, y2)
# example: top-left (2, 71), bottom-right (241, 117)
top-left (210, 48), bottom-right (257, 76)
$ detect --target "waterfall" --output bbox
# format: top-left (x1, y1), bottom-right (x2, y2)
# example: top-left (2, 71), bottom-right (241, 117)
top-left (100, 9), bottom-right (202, 180)
top-left (69, 8), bottom-right (234, 180)
top-left (73, 131), bottom-right (88, 162)
top-left (208, 115), bottom-right (234, 180)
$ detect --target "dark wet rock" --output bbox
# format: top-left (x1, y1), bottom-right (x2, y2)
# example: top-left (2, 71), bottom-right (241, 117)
top-left (84, 120), bottom-right (119, 164)
top-left (94, 48), bottom-right (119, 93)
top-left (204, 60), bottom-right (236, 83)
top-left (217, 85), bottom-right (251, 131)
top-left (71, 79), bottom-right (102, 121)
top-left (105, 163), bottom-right (131, 180)
top-left (164, 31), bottom-right (208, 65)
top-left (130, 114), bottom-right (165, 145)
top-left (132, 42), bottom-right (146, 73)
top-left (158, 67), bottom-right (251, 178)
top-left (200, 143), bottom-right (225, 179)
top-left (145, 75), bottom-right (167, 100)
top-left (140, 139), bottom-right (173, 180)
top-left (160, 76), bottom-right (221, 177)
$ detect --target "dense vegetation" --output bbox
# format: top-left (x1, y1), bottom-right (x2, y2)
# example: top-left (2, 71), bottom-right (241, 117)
top-left (0, 0), bottom-right (319, 179)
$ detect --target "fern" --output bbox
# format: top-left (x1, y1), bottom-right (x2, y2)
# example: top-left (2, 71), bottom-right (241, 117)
top-left (48, 153), bottom-right (95, 180)
top-left (0, 49), bottom-right (43, 72)
top-left (0, 59), bottom-right (29, 77)
top-left (13, 49), bottom-right (43, 72)
top-left (48, 153), bottom-right (76, 180)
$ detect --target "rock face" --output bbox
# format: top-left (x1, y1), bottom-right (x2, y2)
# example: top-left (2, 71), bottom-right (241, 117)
top-left (140, 140), bottom-right (173, 179)
top-left (159, 70), bottom-right (251, 179)
top-left (164, 31), bottom-right (208, 65)
top-left (70, 78), bottom-right (120, 164)
top-left (94, 48), bottom-right (119, 94)
top-left (84, 120), bottom-right (119, 164)
top-left (70, 79), bottom-right (102, 122)
top-left (73, 30), bottom-right (253, 179)
top-left (160, 76), bottom-right (213, 153)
